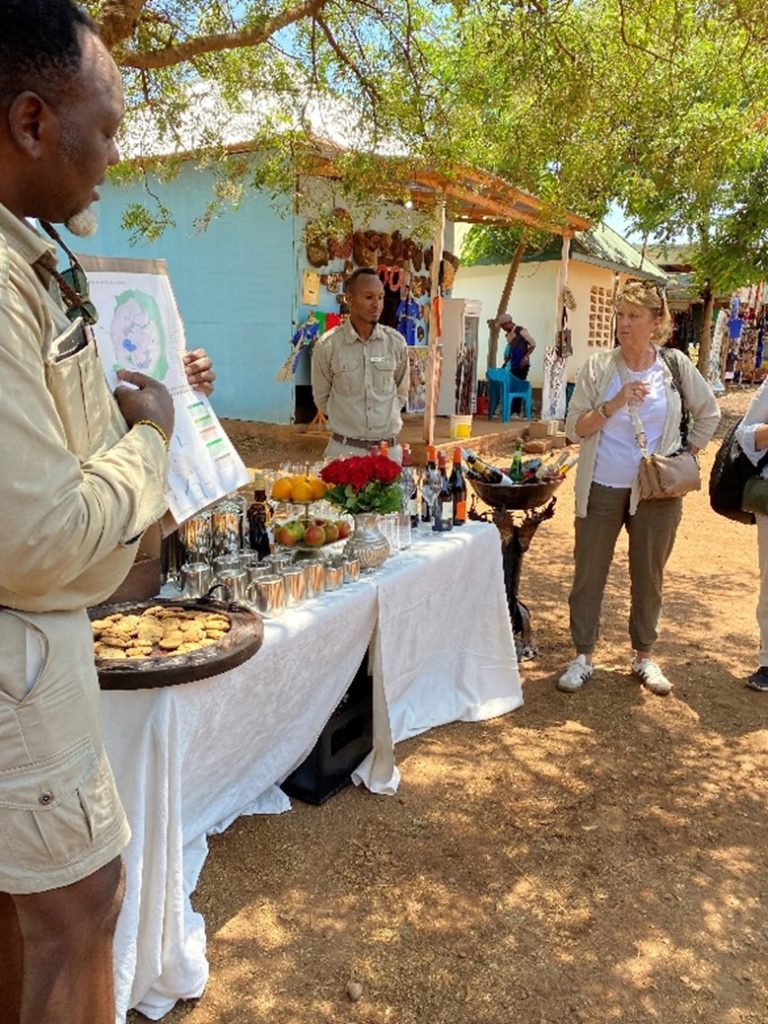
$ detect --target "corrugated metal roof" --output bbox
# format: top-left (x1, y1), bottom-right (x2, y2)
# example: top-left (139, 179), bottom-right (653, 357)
top-left (522, 222), bottom-right (668, 280)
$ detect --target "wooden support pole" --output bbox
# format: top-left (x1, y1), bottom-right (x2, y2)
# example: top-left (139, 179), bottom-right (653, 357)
top-left (423, 196), bottom-right (446, 444)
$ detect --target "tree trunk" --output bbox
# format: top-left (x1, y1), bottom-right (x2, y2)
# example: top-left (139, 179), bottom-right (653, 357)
top-left (697, 284), bottom-right (715, 379)
top-left (487, 236), bottom-right (526, 371)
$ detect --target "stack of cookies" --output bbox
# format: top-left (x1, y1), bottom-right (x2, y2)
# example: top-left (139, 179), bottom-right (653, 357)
top-left (92, 605), bottom-right (231, 661)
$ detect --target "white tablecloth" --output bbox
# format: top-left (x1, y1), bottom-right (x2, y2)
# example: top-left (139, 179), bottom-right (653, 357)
top-left (103, 520), bottom-right (521, 1021)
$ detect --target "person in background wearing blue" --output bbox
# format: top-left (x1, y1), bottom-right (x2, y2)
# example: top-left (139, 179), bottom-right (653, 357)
top-left (499, 312), bottom-right (536, 380)
top-left (499, 313), bottom-right (536, 415)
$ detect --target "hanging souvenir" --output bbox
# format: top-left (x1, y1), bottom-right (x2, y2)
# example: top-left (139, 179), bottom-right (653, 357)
top-left (305, 220), bottom-right (329, 268)
top-left (353, 230), bottom-right (377, 267)
top-left (302, 270), bottom-right (320, 305)
top-left (395, 293), bottom-right (421, 345)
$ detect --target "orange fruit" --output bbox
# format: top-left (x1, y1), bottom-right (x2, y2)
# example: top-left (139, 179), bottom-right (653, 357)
top-left (271, 478), bottom-right (293, 501)
top-left (308, 477), bottom-right (327, 500)
top-left (291, 481), bottom-right (313, 503)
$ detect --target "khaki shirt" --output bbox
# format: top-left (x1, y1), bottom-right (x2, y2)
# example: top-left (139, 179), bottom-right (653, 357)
top-left (0, 203), bottom-right (169, 612)
top-left (311, 319), bottom-right (409, 441)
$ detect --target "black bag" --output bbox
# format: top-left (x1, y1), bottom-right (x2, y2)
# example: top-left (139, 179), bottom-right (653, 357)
top-left (709, 419), bottom-right (768, 525)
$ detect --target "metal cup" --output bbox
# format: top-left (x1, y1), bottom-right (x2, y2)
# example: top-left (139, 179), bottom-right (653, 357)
top-left (213, 553), bottom-right (242, 575)
top-left (281, 566), bottom-right (306, 607)
top-left (216, 569), bottom-right (250, 603)
top-left (251, 574), bottom-right (286, 618)
top-left (246, 563), bottom-right (272, 584)
top-left (302, 559), bottom-right (326, 597)
top-left (324, 563), bottom-right (344, 591)
top-left (342, 557), bottom-right (360, 584)
top-left (180, 561), bottom-right (213, 599)
top-left (265, 551), bottom-right (294, 573)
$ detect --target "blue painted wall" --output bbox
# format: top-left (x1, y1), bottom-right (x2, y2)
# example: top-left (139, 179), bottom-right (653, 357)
top-left (74, 164), bottom-right (297, 422)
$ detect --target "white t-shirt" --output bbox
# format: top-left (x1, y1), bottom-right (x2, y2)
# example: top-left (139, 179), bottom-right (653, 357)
top-left (593, 357), bottom-right (668, 488)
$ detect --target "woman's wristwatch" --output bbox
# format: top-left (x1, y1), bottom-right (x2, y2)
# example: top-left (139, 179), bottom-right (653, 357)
top-left (597, 401), bottom-right (612, 419)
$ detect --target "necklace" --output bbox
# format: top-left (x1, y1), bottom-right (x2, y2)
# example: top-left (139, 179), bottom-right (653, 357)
top-left (622, 347), bottom-right (656, 373)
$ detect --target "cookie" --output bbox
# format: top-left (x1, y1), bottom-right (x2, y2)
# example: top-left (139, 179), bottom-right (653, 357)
top-left (98, 647), bottom-right (128, 660)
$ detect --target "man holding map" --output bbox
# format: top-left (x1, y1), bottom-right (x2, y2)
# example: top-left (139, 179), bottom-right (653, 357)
top-left (0, 3), bottom-right (195, 1021)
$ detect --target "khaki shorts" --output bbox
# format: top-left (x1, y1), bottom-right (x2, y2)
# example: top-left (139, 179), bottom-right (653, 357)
top-left (0, 608), bottom-right (130, 894)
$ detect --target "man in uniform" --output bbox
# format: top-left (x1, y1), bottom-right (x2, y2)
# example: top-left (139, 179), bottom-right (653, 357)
top-left (312, 267), bottom-right (409, 461)
top-left (0, 3), bottom-right (178, 1021)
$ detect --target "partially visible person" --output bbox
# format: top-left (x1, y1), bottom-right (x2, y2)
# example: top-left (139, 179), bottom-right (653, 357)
top-left (735, 384), bottom-right (768, 691)
top-left (558, 280), bottom-right (719, 697)
top-left (183, 347), bottom-right (216, 395)
top-left (0, 4), bottom-right (175, 1022)
top-left (499, 313), bottom-right (536, 380)
top-left (312, 267), bottom-right (409, 462)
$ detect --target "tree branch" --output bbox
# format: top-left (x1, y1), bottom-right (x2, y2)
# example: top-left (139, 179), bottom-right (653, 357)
top-left (114, 0), bottom-right (329, 69)
top-left (315, 13), bottom-right (381, 104)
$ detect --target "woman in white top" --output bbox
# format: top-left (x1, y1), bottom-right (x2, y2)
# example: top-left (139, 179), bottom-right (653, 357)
top-left (735, 385), bottom-right (768, 690)
top-left (559, 280), bottom-right (720, 696)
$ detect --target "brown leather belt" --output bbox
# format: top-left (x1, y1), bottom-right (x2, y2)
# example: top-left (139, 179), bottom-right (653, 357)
top-left (331, 433), bottom-right (396, 450)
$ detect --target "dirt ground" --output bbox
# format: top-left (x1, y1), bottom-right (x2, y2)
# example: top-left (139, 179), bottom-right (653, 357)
top-left (131, 386), bottom-right (768, 1024)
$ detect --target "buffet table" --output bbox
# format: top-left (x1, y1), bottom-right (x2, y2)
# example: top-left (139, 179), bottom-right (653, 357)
top-left (102, 520), bottom-right (521, 1021)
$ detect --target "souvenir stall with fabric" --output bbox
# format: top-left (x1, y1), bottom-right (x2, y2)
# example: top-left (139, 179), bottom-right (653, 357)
top-left (726, 284), bottom-right (768, 385)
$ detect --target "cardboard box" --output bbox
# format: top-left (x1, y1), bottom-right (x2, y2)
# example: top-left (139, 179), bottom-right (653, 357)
top-left (524, 439), bottom-right (552, 454)
top-left (529, 420), bottom-right (557, 439)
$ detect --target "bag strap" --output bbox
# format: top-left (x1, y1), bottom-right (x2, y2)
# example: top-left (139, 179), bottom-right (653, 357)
top-left (616, 355), bottom-right (651, 458)
top-left (658, 346), bottom-right (689, 447)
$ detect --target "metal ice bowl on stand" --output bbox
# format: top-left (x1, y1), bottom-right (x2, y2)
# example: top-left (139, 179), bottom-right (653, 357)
top-left (468, 477), bottom-right (563, 512)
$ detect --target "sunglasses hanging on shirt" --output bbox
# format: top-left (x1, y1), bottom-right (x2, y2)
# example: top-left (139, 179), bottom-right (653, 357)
top-left (38, 220), bottom-right (99, 325)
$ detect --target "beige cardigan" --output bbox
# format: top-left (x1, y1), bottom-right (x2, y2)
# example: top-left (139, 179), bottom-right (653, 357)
top-left (565, 346), bottom-right (720, 518)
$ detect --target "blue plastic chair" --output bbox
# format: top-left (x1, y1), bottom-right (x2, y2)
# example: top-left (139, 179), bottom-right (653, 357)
top-left (486, 368), bottom-right (513, 422)
top-left (508, 376), bottom-right (532, 419)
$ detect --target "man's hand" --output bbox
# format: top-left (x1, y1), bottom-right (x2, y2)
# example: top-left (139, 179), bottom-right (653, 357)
top-left (115, 370), bottom-right (175, 439)
top-left (183, 348), bottom-right (216, 396)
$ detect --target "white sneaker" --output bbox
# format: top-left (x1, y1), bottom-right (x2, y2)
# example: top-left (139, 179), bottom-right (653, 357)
top-left (632, 657), bottom-right (672, 696)
top-left (558, 655), bottom-right (594, 692)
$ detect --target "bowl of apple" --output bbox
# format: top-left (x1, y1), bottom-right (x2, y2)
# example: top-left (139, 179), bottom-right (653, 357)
top-left (274, 516), bottom-right (353, 551)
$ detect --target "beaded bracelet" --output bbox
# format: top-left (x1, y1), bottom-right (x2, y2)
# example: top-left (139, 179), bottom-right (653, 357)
top-left (134, 419), bottom-right (170, 451)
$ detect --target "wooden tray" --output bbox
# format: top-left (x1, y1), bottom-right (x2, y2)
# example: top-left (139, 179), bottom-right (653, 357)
top-left (89, 597), bottom-right (263, 691)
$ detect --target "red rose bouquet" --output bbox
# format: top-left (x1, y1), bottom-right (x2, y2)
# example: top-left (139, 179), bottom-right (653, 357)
top-left (320, 455), bottom-right (403, 514)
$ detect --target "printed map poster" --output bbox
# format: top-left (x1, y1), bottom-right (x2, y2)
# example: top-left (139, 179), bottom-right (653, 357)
top-left (78, 255), bottom-right (249, 525)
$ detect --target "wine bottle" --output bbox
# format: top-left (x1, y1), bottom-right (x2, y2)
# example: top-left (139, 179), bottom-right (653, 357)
top-left (449, 446), bottom-right (467, 525)
top-left (463, 450), bottom-right (514, 486)
top-left (463, 449), bottom-right (503, 484)
top-left (535, 450), bottom-right (568, 481)
top-left (247, 473), bottom-right (272, 561)
top-left (400, 443), bottom-right (419, 528)
top-left (432, 451), bottom-right (454, 532)
top-left (509, 439), bottom-right (524, 483)
top-left (421, 444), bottom-right (438, 522)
